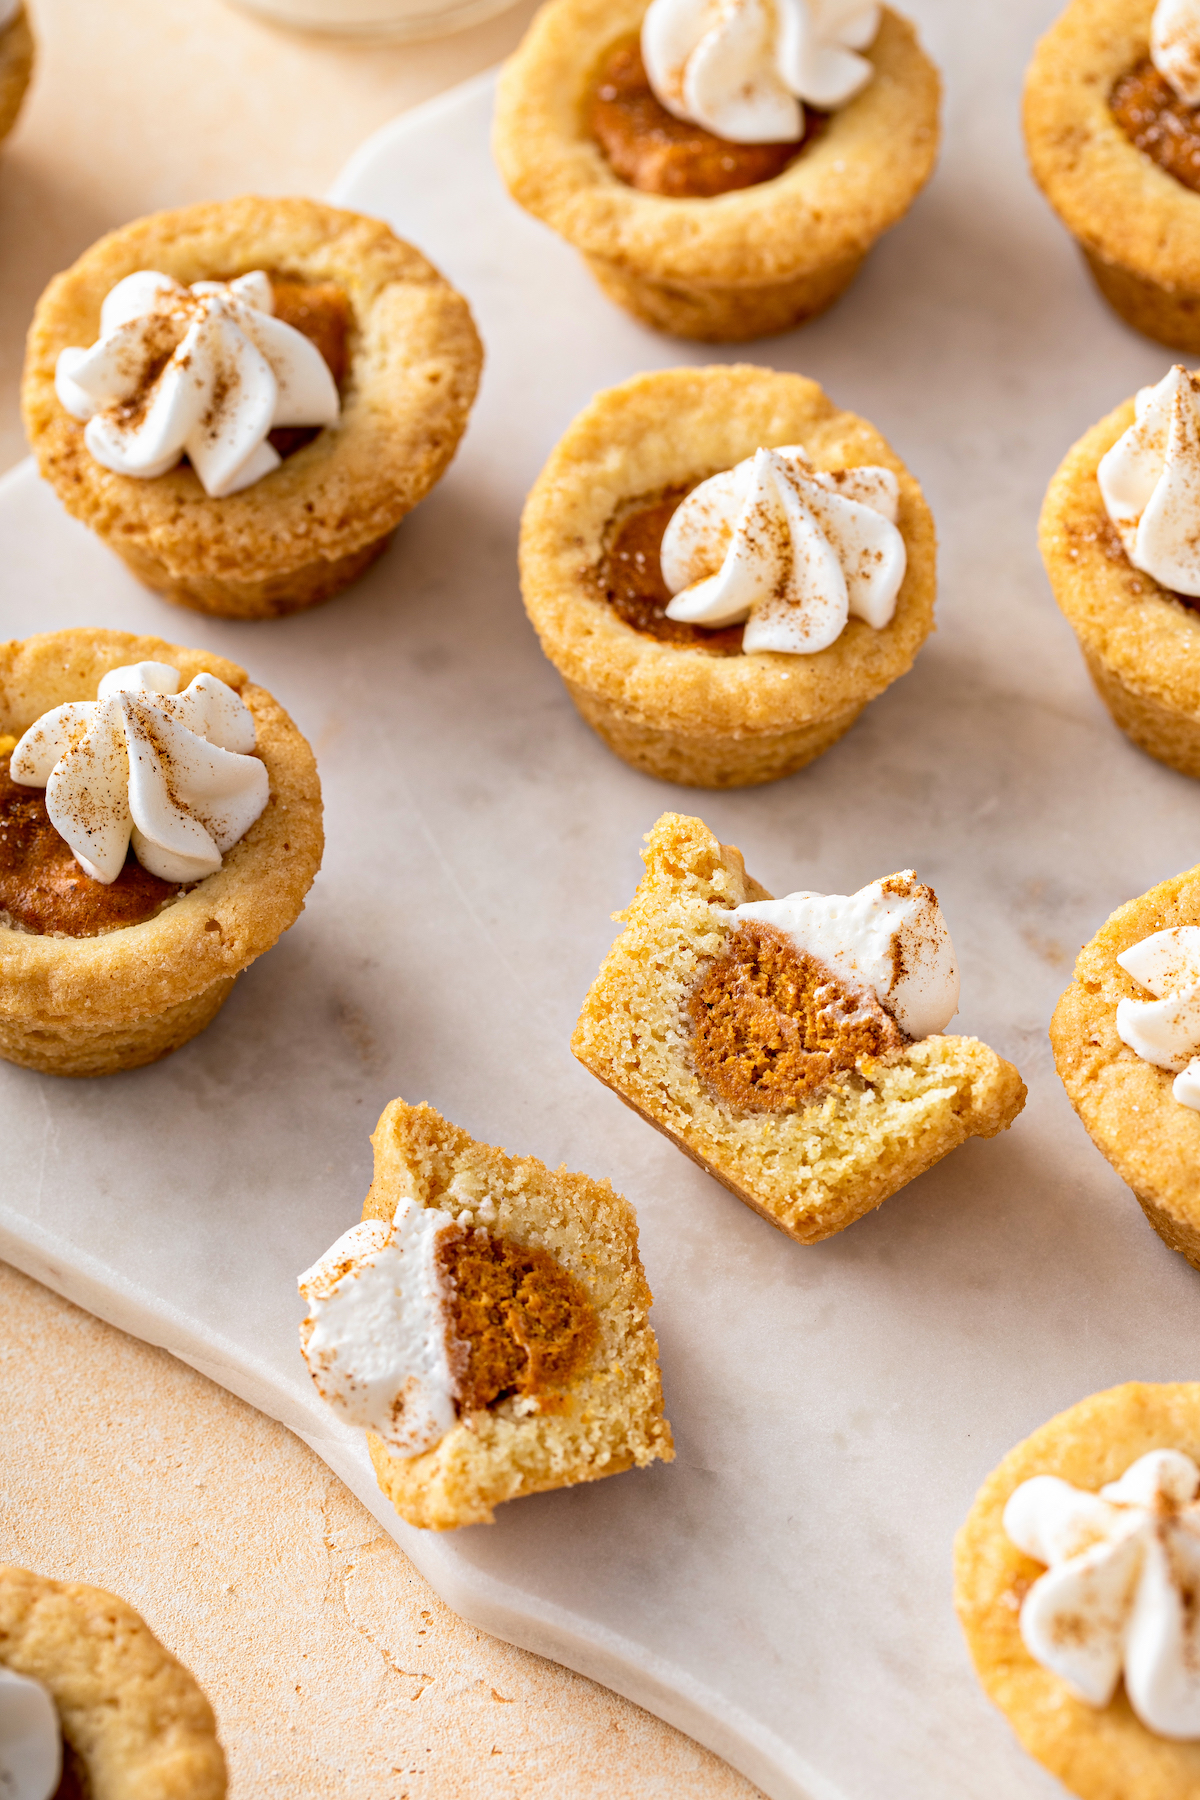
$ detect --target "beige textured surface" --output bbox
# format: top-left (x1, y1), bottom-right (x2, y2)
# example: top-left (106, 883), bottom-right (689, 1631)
top-left (0, 1261), bottom-right (759, 1799)
top-left (0, 5), bottom-right (758, 1793)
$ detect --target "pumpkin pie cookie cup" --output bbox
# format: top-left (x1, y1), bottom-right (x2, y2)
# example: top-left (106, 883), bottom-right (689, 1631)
top-left (1040, 397), bottom-right (1200, 776)
top-left (0, 4), bottom-right (32, 144)
top-left (1025, 0), bottom-right (1200, 351)
top-left (0, 1564), bottom-right (227, 1798)
top-left (520, 364), bottom-right (937, 788)
top-left (955, 1383), bottom-right (1200, 1800)
top-left (22, 196), bottom-right (482, 620)
top-left (494, 0), bottom-right (940, 343)
top-left (0, 628), bottom-right (322, 1077)
top-left (1051, 861), bottom-right (1200, 1269)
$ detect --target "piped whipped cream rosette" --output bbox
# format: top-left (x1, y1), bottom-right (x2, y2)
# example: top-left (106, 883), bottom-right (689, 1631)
top-left (298, 1200), bottom-right (465, 1457)
top-left (642, 0), bottom-right (880, 143)
top-left (54, 269), bottom-right (339, 500)
top-left (1098, 365), bottom-right (1200, 597)
top-left (9, 660), bottom-right (269, 885)
top-left (1152, 0), bottom-right (1200, 107)
top-left (1004, 1449), bottom-right (1200, 1739)
top-left (1114, 925), bottom-right (1200, 1110)
top-left (0, 1667), bottom-right (61, 1800)
top-left (662, 444), bottom-right (907, 655)
top-left (729, 868), bottom-right (960, 1037)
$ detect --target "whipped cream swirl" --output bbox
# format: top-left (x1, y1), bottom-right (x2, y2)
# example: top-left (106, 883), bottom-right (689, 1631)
top-left (731, 870), bottom-right (958, 1037)
top-left (1115, 925), bottom-right (1200, 1109)
top-left (55, 270), bottom-right (339, 499)
top-left (642, 0), bottom-right (880, 143)
top-left (1004, 1449), bottom-right (1200, 1738)
top-left (10, 661), bottom-right (268, 886)
top-left (1152, 0), bottom-right (1200, 106)
top-left (661, 445), bottom-right (906, 655)
top-left (0, 1668), bottom-right (60, 1800)
top-left (1098, 365), bottom-right (1200, 597)
top-left (298, 1200), bottom-right (464, 1457)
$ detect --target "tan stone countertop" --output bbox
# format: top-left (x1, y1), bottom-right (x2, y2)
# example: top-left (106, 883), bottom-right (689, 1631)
top-left (0, 5), bottom-right (757, 1793)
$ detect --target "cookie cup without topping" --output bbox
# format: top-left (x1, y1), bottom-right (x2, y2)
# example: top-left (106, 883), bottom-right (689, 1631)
top-left (0, 4), bottom-right (32, 143)
top-left (1024, 0), bottom-right (1200, 351)
top-left (22, 196), bottom-right (483, 621)
top-left (520, 365), bottom-right (938, 789)
top-left (0, 629), bottom-right (323, 1078)
top-left (954, 1383), bottom-right (1200, 1800)
top-left (0, 1564), bottom-right (227, 1799)
top-left (1040, 398), bottom-right (1200, 776)
top-left (493, 0), bottom-right (940, 343)
top-left (362, 1099), bottom-right (673, 1531)
top-left (1051, 862), bottom-right (1200, 1269)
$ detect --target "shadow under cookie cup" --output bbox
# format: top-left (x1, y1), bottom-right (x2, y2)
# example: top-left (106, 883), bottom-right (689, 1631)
top-left (493, 0), bottom-right (941, 344)
top-left (0, 1563), bottom-right (227, 1799)
top-left (21, 196), bottom-right (483, 621)
top-left (1040, 399), bottom-right (1200, 777)
top-left (519, 365), bottom-right (938, 789)
top-left (1024, 0), bottom-right (1200, 351)
top-left (0, 4), bottom-right (32, 145)
top-left (954, 1383), bottom-right (1200, 1800)
top-left (1051, 862), bottom-right (1200, 1269)
top-left (0, 628), bottom-right (323, 1077)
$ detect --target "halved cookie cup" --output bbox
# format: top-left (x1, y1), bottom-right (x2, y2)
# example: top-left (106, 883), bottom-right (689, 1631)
top-left (0, 4), bottom-right (32, 144)
top-left (954, 1383), bottom-right (1200, 1800)
top-left (494, 0), bottom-right (940, 343)
top-left (1051, 861), bottom-right (1200, 1269)
top-left (0, 628), bottom-right (322, 1077)
top-left (0, 1564), bottom-right (227, 1799)
top-left (22, 196), bottom-right (483, 621)
top-left (1024, 0), bottom-right (1200, 351)
top-left (519, 364), bottom-right (937, 789)
top-left (1040, 398), bottom-right (1200, 776)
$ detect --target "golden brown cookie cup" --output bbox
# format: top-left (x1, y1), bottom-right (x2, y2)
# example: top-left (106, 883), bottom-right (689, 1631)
top-left (0, 1564), bottom-right (227, 1798)
top-left (955, 1384), bottom-right (1200, 1800)
top-left (1040, 398), bottom-right (1200, 777)
top-left (0, 4), bottom-right (32, 143)
top-left (1051, 862), bottom-right (1200, 1269)
top-left (519, 365), bottom-right (938, 789)
top-left (22, 196), bottom-right (483, 621)
top-left (494, 0), bottom-right (940, 344)
top-left (0, 629), bottom-right (323, 1078)
top-left (1024, 0), bottom-right (1200, 351)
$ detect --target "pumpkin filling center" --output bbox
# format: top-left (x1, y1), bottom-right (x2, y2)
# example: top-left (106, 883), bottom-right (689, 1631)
top-left (437, 1227), bottom-right (598, 1412)
top-left (1111, 59), bottom-right (1200, 193)
top-left (598, 487), bottom-right (746, 655)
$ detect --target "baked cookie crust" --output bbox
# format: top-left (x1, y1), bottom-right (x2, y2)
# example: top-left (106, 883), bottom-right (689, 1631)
top-left (0, 4), bottom-right (32, 143)
top-left (1024, 0), bottom-right (1200, 349)
top-left (1051, 861), bottom-right (1200, 1268)
top-left (0, 628), bottom-right (323, 1077)
top-left (363, 1098), bottom-right (674, 1530)
top-left (494, 0), bottom-right (940, 342)
top-left (1040, 398), bottom-right (1200, 776)
top-left (0, 1563), bottom-right (227, 1799)
top-left (954, 1383), bottom-right (1200, 1800)
top-left (22, 196), bottom-right (483, 620)
top-left (520, 364), bottom-right (938, 788)
top-left (572, 814), bottom-right (1026, 1244)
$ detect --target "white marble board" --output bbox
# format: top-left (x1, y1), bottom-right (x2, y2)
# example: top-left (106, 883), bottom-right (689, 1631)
top-left (2, 5), bottom-right (1199, 1795)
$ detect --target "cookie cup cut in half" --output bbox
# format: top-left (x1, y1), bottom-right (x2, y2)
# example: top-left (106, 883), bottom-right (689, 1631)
top-left (0, 1563), bottom-right (227, 1799)
top-left (1051, 861), bottom-right (1200, 1269)
top-left (362, 1099), bottom-right (673, 1530)
top-left (22, 196), bottom-right (482, 621)
top-left (573, 814), bottom-right (1026, 1244)
top-left (954, 1383), bottom-right (1200, 1800)
top-left (0, 628), bottom-right (322, 1077)
top-left (1024, 0), bottom-right (1200, 350)
top-left (520, 365), bottom-right (937, 788)
top-left (0, 4), bottom-right (32, 144)
top-left (1040, 396), bottom-right (1200, 776)
top-left (494, 0), bottom-right (940, 342)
